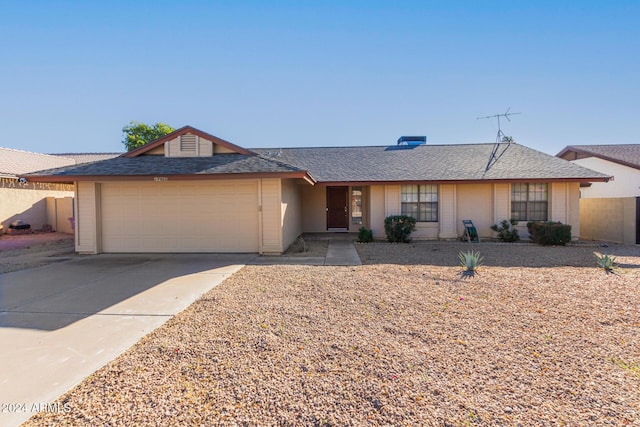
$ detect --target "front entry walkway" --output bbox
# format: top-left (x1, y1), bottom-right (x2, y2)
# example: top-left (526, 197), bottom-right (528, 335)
top-left (250, 238), bottom-right (362, 266)
top-left (324, 239), bottom-right (362, 265)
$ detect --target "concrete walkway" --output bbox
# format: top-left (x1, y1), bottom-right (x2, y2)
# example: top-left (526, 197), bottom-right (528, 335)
top-left (249, 238), bottom-right (362, 266)
top-left (0, 253), bottom-right (252, 427)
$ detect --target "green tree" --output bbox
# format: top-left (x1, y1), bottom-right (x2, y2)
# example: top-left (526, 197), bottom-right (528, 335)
top-left (501, 135), bottom-right (514, 143)
top-left (122, 121), bottom-right (175, 151)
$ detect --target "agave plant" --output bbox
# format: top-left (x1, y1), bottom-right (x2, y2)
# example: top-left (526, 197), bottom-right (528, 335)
top-left (595, 253), bottom-right (616, 273)
top-left (458, 250), bottom-right (483, 273)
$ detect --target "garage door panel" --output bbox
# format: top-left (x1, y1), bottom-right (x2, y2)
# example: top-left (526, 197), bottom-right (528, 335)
top-left (101, 181), bottom-right (259, 253)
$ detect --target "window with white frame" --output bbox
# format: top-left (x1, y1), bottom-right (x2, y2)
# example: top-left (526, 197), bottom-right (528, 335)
top-left (351, 187), bottom-right (363, 225)
top-left (511, 183), bottom-right (548, 221)
top-left (401, 184), bottom-right (438, 222)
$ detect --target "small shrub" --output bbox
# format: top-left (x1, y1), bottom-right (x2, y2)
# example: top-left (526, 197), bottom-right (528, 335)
top-left (490, 218), bottom-right (520, 242)
top-left (596, 253), bottom-right (617, 273)
top-left (384, 215), bottom-right (416, 243)
top-left (458, 250), bottom-right (483, 273)
top-left (357, 226), bottom-right (374, 243)
top-left (527, 221), bottom-right (572, 246)
top-left (293, 236), bottom-right (309, 253)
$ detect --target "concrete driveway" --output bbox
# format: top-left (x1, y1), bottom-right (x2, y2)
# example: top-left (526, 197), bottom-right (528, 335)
top-left (0, 253), bottom-right (254, 427)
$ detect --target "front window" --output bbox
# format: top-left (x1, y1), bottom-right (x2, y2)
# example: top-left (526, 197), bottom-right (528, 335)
top-left (511, 183), bottom-right (548, 221)
top-left (351, 187), bottom-right (363, 225)
top-left (401, 184), bottom-right (438, 222)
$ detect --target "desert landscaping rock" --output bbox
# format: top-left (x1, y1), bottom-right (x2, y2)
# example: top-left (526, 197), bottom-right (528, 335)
top-left (23, 241), bottom-right (640, 426)
top-left (0, 233), bottom-right (74, 274)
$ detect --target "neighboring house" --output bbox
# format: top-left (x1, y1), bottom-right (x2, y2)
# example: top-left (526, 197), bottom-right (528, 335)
top-left (0, 149), bottom-right (120, 234)
top-left (0, 147), bottom-right (76, 233)
top-left (557, 144), bottom-right (640, 198)
top-left (25, 126), bottom-right (609, 254)
top-left (557, 144), bottom-right (640, 244)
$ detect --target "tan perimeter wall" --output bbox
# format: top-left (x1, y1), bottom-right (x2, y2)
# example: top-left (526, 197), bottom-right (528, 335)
top-left (45, 197), bottom-right (74, 233)
top-left (281, 179), bottom-right (303, 251)
top-left (580, 197), bottom-right (636, 244)
top-left (1, 178), bottom-right (74, 232)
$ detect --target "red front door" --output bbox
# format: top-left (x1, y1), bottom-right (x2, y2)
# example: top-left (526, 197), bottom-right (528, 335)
top-left (326, 187), bottom-right (349, 230)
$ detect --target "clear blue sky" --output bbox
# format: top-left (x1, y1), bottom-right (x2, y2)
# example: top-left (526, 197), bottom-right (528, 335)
top-left (1, 1), bottom-right (638, 155)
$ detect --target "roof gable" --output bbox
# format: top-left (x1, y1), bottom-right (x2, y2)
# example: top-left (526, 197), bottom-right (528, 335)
top-left (557, 144), bottom-right (640, 171)
top-left (123, 126), bottom-right (253, 157)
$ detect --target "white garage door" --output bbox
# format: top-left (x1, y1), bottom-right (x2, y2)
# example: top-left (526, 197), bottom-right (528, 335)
top-left (101, 180), bottom-right (259, 252)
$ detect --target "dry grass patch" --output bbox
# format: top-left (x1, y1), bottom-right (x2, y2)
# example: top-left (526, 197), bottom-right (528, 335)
top-left (25, 243), bottom-right (640, 426)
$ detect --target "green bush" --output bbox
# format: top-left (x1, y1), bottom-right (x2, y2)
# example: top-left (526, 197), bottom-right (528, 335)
top-left (357, 226), bottom-right (374, 243)
top-left (490, 218), bottom-right (520, 242)
top-left (384, 215), bottom-right (416, 243)
top-left (527, 221), bottom-right (572, 246)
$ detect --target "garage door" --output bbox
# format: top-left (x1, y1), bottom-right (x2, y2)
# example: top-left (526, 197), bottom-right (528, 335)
top-left (101, 180), bottom-right (259, 252)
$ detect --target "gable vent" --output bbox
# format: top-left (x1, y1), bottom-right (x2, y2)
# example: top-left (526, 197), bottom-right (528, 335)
top-left (180, 134), bottom-right (197, 152)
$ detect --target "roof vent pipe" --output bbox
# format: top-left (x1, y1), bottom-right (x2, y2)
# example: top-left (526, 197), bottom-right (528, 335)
top-left (397, 136), bottom-right (426, 146)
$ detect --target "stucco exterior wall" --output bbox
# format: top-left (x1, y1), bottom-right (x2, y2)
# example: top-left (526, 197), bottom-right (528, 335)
top-left (571, 157), bottom-right (640, 198)
top-left (567, 182), bottom-right (581, 238)
top-left (1, 178), bottom-right (74, 232)
top-left (549, 182), bottom-right (581, 238)
top-left (438, 184), bottom-right (457, 239)
top-left (369, 185), bottom-right (386, 239)
top-left (456, 184), bottom-right (493, 237)
top-left (281, 179), bottom-right (303, 252)
top-left (260, 178), bottom-right (282, 254)
top-left (493, 183), bottom-right (510, 224)
top-left (301, 185), bottom-right (327, 233)
top-left (360, 182), bottom-right (580, 241)
top-left (75, 181), bottom-right (100, 253)
top-left (579, 197), bottom-right (636, 244)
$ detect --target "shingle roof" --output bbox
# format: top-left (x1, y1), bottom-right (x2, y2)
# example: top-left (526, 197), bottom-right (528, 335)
top-left (25, 154), bottom-right (307, 178)
top-left (23, 141), bottom-right (609, 183)
top-left (557, 144), bottom-right (640, 170)
top-left (254, 143), bottom-right (609, 182)
top-left (0, 147), bottom-right (76, 178)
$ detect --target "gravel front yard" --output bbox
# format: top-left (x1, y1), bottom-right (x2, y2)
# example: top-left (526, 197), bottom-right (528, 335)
top-left (0, 233), bottom-right (75, 274)
top-left (25, 242), bottom-right (640, 426)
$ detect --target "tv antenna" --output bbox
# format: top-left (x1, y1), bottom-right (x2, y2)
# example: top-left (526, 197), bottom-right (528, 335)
top-left (477, 107), bottom-right (521, 173)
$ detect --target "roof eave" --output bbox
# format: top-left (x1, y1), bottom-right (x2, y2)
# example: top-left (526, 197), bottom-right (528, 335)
top-left (311, 177), bottom-right (612, 186)
top-left (557, 146), bottom-right (640, 171)
top-left (21, 170), bottom-right (315, 185)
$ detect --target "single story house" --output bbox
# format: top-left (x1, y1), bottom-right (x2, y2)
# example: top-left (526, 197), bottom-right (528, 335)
top-left (557, 144), bottom-right (640, 244)
top-left (25, 126), bottom-right (610, 254)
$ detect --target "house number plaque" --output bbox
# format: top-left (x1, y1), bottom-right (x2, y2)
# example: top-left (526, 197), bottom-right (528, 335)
top-left (153, 177), bottom-right (169, 182)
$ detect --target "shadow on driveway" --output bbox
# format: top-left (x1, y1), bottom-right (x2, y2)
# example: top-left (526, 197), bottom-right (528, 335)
top-left (0, 253), bottom-right (254, 331)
